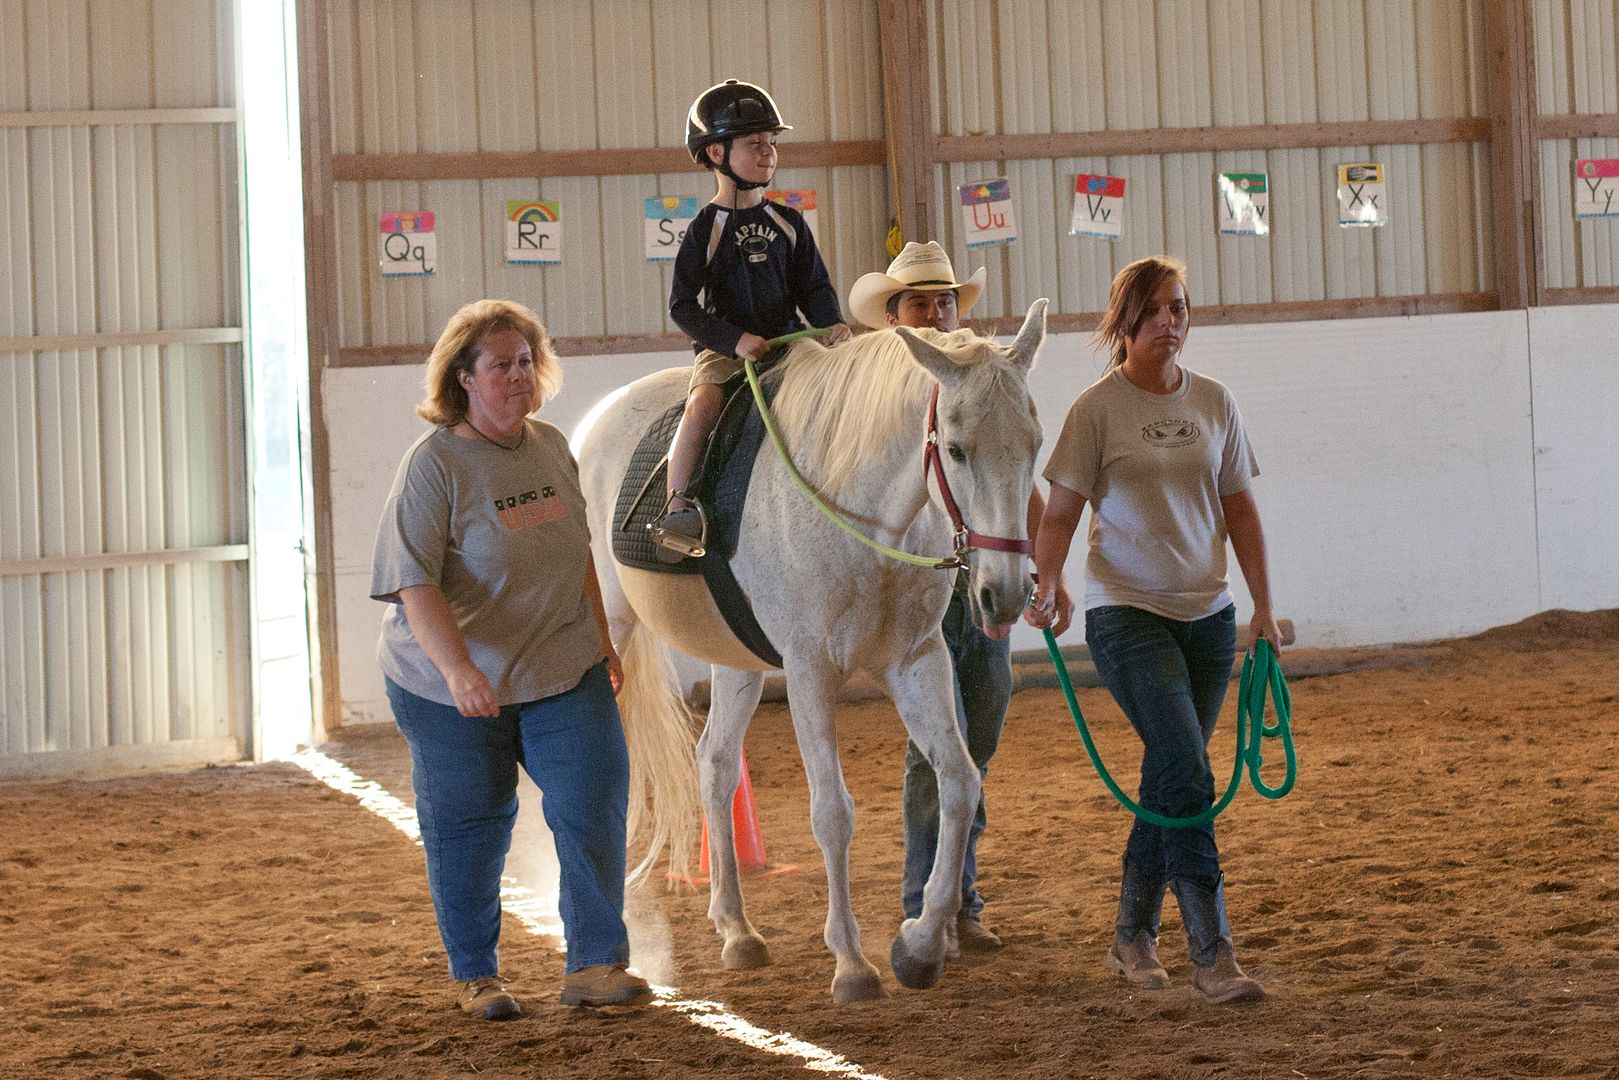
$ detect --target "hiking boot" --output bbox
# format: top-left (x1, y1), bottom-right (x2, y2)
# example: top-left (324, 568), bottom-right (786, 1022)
top-left (1170, 876), bottom-right (1265, 1004)
top-left (456, 975), bottom-right (521, 1020)
top-left (1193, 942), bottom-right (1265, 1004)
top-left (650, 506), bottom-right (706, 562)
top-left (1106, 931), bottom-right (1170, 990)
top-left (942, 917), bottom-right (961, 960)
top-left (956, 915), bottom-right (1003, 953)
top-left (559, 964), bottom-right (654, 1007)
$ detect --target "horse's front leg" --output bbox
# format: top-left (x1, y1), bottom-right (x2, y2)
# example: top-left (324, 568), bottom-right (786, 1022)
top-left (885, 643), bottom-right (979, 991)
top-left (697, 666), bottom-right (771, 970)
top-left (783, 655), bottom-right (885, 1003)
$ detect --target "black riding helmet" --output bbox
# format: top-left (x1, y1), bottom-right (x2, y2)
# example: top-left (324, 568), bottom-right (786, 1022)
top-left (685, 79), bottom-right (791, 190)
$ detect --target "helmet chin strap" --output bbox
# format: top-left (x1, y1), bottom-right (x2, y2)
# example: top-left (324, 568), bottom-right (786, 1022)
top-left (719, 138), bottom-right (770, 191)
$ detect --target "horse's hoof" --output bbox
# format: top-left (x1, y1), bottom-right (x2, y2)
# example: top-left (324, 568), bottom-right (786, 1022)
top-left (889, 932), bottom-right (945, 990)
top-left (722, 934), bottom-right (772, 970)
top-left (831, 967), bottom-right (886, 1003)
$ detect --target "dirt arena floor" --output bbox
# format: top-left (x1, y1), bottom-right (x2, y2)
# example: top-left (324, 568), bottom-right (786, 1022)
top-left (3, 610), bottom-right (1617, 1080)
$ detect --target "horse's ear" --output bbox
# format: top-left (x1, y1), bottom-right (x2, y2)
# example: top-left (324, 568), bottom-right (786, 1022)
top-left (1006, 298), bottom-right (1048, 372)
top-left (894, 326), bottom-right (971, 390)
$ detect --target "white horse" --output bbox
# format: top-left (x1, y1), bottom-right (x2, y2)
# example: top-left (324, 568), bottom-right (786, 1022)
top-left (578, 300), bottom-right (1047, 1002)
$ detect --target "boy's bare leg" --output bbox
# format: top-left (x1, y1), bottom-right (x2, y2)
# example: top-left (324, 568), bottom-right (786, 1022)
top-left (666, 384), bottom-right (723, 504)
top-left (653, 384), bottom-right (723, 560)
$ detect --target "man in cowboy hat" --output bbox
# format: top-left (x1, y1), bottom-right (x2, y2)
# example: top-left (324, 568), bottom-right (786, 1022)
top-left (849, 242), bottom-right (1073, 955)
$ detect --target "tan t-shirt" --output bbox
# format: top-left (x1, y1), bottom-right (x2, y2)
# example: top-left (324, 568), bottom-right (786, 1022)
top-left (370, 419), bottom-right (603, 706)
top-left (1043, 367), bottom-right (1258, 622)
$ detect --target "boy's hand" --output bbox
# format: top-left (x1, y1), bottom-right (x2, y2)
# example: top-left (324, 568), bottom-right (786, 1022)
top-left (734, 333), bottom-right (769, 361)
top-left (824, 323), bottom-right (852, 344)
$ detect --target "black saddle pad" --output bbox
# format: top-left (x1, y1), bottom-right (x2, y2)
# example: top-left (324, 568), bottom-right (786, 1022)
top-left (609, 367), bottom-right (785, 667)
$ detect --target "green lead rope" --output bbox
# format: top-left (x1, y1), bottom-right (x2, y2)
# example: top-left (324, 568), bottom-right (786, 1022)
top-left (1043, 628), bottom-right (1297, 828)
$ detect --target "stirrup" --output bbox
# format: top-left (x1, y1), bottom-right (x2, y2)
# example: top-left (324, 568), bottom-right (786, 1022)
top-left (649, 494), bottom-right (708, 561)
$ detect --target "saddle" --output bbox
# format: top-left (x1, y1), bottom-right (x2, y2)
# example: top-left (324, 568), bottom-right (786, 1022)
top-left (610, 364), bottom-right (786, 667)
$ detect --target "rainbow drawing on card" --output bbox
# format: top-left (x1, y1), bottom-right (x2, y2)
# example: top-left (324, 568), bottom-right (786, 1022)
top-left (507, 201), bottom-right (560, 224)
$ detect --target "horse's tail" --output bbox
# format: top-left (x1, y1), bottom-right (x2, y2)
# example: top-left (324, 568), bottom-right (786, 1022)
top-left (619, 618), bottom-right (701, 887)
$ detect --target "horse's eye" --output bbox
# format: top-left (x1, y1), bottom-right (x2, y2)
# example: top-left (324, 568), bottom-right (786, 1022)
top-left (947, 444), bottom-right (967, 463)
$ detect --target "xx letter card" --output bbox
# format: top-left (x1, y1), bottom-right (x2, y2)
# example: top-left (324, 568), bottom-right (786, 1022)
top-left (1338, 163), bottom-right (1387, 227)
top-left (765, 188), bottom-right (819, 237)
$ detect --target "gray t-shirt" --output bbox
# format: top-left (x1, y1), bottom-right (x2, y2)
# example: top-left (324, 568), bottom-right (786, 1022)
top-left (1044, 366), bottom-right (1258, 622)
top-left (370, 419), bottom-right (603, 706)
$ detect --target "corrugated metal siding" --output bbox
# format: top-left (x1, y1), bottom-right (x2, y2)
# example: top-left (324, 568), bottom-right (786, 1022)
top-left (1536, 0), bottom-right (1619, 289)
top-left (325, 0), bottom-right (888, 347)
top-left (929, 0), bottom-right (1491, 314)
top-left (0, 0), bottom-right (249, 761)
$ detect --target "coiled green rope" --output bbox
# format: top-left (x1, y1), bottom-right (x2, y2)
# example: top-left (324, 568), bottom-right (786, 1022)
top-left (1042, 628), bottom-right (1297, 827)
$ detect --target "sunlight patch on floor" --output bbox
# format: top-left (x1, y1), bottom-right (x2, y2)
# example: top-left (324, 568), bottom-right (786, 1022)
top-left (290, 749), bottom-right (888, 1079)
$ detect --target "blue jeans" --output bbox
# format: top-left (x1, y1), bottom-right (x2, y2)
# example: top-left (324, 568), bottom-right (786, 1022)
top-left (1085, 604), bottom-right (1237, 889)
top-left (901, 585), bottom-right (1012, 920)
top-left (384, 661), bottom-right (631, 979)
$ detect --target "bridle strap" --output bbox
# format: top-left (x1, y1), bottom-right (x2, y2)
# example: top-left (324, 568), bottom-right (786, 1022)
top-left (923, 386), bottom-right (1035, 559)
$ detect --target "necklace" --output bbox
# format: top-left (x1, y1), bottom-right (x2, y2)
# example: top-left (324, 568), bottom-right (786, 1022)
top-left (464, 417), bottom-right (526, 451)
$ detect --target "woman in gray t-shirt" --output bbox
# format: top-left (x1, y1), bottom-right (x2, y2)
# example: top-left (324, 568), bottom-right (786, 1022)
top-left (370, 299), bottom-right (651, 1016)
top-left (1028, 257), bottom-right (1281, 1005)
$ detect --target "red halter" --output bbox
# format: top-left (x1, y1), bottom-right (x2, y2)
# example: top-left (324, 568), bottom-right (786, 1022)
top-left (922, 386), bottom-right (1035, 567)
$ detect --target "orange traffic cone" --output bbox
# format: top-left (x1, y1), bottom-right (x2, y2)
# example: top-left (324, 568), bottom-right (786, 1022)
top-left (670, 752), bottom-right (797, 885)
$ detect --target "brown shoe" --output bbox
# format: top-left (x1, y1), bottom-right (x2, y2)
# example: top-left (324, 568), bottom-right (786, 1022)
top-left (457, 975), bottom-right (521, 1020)
top-left (956, 915), bottom-right (1003, 953)
top-left (1106, 931), bottom-right (1170, 990)
top-left (1192, 942), bottom-right (1265, 1004)
top-left (559, 964), bottom-right (654, 1007)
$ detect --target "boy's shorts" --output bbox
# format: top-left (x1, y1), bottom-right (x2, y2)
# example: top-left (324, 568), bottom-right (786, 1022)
top-left (688, 348), bottom-right (743, 390)
top-left (686, 344), bottom-right (789, 391)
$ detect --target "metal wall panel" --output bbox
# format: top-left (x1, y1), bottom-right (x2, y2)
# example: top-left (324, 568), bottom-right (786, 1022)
top-left (928, 0), bottom-right (1492, 311)
top-left (0, 0), bottom-right (249, 765)
top-left (325, 0), bottom-right (887, 348)
top-left (1535, 0), bottom-right (1619, 289)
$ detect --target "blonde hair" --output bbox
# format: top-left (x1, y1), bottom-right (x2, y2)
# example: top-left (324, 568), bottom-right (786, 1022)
top-left (1093, 255), bottom-right (1188, 369)
top-left (417, 299), bottom-right (561, 425)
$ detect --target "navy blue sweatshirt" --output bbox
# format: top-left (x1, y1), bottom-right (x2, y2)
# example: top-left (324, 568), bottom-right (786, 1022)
top-left (669, 201), bottom-right (843, 357)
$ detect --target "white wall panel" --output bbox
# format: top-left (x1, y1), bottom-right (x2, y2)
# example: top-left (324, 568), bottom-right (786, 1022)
top-left (326, 302), bottom-right (1619, 723)
top-left (1527, 304), bottom-right (1619, 610)
top-left (0, 0), bottom-right (249, 772)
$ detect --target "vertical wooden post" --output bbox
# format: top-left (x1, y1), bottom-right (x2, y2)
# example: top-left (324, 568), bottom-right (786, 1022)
top-left (1485, 0), bottom-right (1540, 309)
top-left (879, 0), bottom-right (935, 250)
top-left (296, 0), bottom-right (341, 740)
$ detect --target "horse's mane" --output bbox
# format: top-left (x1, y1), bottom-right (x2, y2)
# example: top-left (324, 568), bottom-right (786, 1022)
top-left (768, 327), bottom-right (991, 499)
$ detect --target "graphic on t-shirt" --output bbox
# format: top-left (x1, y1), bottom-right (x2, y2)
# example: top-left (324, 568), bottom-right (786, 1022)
top-left (494, 485), bottom-right (567, 531)
top-left (735, 221), bottom-right (777, 263)
top-left (1141, 420), bottom-right (1200, 448)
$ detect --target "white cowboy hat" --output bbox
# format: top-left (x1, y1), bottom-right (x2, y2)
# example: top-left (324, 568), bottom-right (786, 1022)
top-left (847, 241), bottom-right (986, 330)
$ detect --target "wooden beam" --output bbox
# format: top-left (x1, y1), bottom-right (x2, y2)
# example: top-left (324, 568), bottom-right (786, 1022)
top-left (0, 328), bottom-right (243, 352)
top-left (334, 293), bottom-right (1501, 367)
top-left (934, 117), bottom-right (1492, 163)
top-left (1534, 112), bottom-right (1619, 140)
top-left (878, 0), bottom-right (935, 246)
top-left (331, 140), bottom-right (884, 182)
top-left (1542, 286), bottom-right (1619, 306)
top-left (0, 546), bottom-right (250, 578)
top-left (297, 0), bottom-right (340, 743)
top-left (0, 107), bottom-right (237, 127)
top-left (1485, 0), bottom-right (1539, 309)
